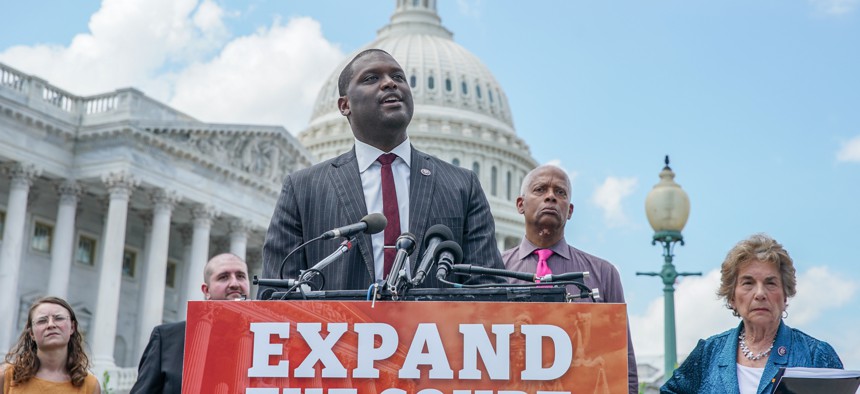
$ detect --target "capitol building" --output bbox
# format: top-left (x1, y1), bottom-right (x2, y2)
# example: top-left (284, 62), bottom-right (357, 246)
top-left (0, 0), bottom-right (538, 390)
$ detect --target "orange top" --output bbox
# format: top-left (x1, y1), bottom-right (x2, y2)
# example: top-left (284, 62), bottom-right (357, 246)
top-left (3, 365), bottom-right (99, 393)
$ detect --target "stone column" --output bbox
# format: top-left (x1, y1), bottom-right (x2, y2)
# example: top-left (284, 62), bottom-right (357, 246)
top-left (246, 249), bottom-right (262, 300)
top-left (47, 181), bottom-right (82, 299)
top-left (91, 172), bottom-right (138, 369)
top-left (177, 225), bottom-right (193, 319)
top-left (178, 205), bottom-right (218, 318)
top-left (136, 189), bottom-right (178, 360)
top-left (0, 163), bottom-right (40, 349)
top-left (229, 219), bottom-right (251, 261)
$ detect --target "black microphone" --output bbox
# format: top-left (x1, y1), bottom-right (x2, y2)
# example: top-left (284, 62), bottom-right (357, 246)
top-left (254, 276), bottom-right (300, 289)
top-left (411, 224), bottom-right (454, 286)
top-left (450, 264), bottom-right (537, 282)
top-left (539, 271), bottom-right (590, 282)
top-left (434, 240), bottom-right (464, 281)
top-left (321, 213), bottom-right (387, 240)
top-left (385, 232), bottom-right (417, 294)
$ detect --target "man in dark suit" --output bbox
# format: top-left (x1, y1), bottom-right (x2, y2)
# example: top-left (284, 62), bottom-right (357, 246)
top-left (130, 253), bottom-right (249, 394)
top-left (262, 49), bottom-right (504, 292)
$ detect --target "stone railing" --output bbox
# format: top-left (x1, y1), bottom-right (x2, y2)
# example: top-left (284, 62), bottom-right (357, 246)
top-left (83, 92), bottom-right (119, 114)
top-left (0, 63), bottom-right (26, 91)
top-left (100, 366), bottom-right (137, 394)
top-left (0, 61), bottom-right (195, 124)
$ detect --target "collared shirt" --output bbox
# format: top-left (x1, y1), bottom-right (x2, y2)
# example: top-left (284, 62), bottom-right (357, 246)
top-left (502, 236), bottom-right (626, 303)
top-left (503, 236), bottom-right (638, 394)
top-left (355, 138), bottom-right (411, 281)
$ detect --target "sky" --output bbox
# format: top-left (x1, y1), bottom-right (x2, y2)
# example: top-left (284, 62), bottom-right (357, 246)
top-left (2, 0), bottom-right (859, 371)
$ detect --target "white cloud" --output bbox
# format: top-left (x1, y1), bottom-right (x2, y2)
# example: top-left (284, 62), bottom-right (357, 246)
top-left (168, 17), bottom-right (343, 134)
top-left (836, 135), bottom-right (860, 162)
top-left (790, 266), bottom-right (857, 324)
top-left (0, 0), bottom-right (344, 134)
top-left (631, 269), bottom-right (736, 358)
top-left (591, 176), bottom-right (637, 227)
top-left (0, 0), bottom-right (229, 98)
top-left (809, 0), bottom-right (859, 15)
top-left (632, 266), bottom-right (858, 363)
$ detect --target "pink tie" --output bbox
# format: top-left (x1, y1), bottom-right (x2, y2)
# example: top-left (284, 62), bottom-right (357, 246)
top-left (535, 249), bottom-right (553, 283)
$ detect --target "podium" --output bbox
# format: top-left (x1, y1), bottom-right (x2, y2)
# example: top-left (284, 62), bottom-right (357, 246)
top-left (182, 296), bottom-right (629, 393)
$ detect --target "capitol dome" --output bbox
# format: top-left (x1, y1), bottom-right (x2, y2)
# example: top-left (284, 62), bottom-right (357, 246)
top-left (299, 0), bottom-right (538, 249)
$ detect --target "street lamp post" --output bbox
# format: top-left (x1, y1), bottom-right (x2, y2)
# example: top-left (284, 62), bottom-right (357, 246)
top-left (637, 156), bottom-right (700, 381)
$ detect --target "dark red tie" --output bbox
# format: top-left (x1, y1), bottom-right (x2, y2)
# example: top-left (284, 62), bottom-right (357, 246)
top-left (377, 153), bottom-right (401, 278)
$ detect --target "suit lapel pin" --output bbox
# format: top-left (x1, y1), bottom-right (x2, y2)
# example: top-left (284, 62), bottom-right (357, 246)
top-left (777, 346), bottom-right (787, 356)
top-left (420, 168), bottom-right (431, 176)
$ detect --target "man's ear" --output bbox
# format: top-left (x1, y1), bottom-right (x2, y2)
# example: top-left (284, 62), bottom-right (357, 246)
top-left (567, 203), bottom-right (574, 220)
top-left (201, 283), bottom-right (211, 300)
top-left (337, 96), bottom-right (351, 116)
top-left (516, 196), bottom-right (525, 214)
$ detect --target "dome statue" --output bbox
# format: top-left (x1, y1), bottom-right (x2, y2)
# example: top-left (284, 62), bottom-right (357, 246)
top-left (299, 0), bottom-right (538, 250)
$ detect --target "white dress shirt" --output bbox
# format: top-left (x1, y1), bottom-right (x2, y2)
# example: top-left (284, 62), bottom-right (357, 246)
top-left (354, 138), bottom-right (411, 281)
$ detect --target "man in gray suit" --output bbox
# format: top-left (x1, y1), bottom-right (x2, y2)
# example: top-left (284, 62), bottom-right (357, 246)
top-left (261, 49), bottom-right (504, 292)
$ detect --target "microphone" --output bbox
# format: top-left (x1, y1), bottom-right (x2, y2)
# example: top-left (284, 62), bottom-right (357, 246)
top-left (539, 271), bottom-right (590, 282)
top-left (321, 213), bottom-right (387, 240)
top-left (411, 224), bottom-right (454, 286)
top-left (434, 240), bottom-right (464, 281)
top-left (254, 276), bottom-right (300, 289)
top-left (450, 264), bottom-right (537, 282)
top-left (276, 213), bottom-right (384, 280)
top-left (385, 232), bottom-right (417, 295)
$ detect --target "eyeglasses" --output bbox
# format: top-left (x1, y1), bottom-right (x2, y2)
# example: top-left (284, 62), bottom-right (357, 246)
top-left (32, 314), bottom-right (70, 327)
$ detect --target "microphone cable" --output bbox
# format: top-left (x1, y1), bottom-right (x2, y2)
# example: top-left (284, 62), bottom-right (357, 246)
top-left (277, 235), bottom-right (323, 280)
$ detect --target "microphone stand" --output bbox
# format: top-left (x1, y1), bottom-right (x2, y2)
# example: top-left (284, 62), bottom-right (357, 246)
top-left (297, 237), bottom-right (355, 290)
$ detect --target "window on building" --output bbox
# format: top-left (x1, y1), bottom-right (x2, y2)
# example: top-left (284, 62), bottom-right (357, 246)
top-left (76, 235), bottom-right (97, 266)
top-left (491, 166), bottom-right (498, 196)
top-left (428, 76), bottom-right (435, 90)
top-left (32, 221), bottom-right (53, 253)
top-left (461, 81), bottom-right (468, 95)
top-left (472, 162), bottom-right (480, 178)
top-left (476, 85), bottom-right (482, 99)
top-left (166, 261), bottom-right (178, 288)
top-left (0, 210), bottom-right (5, 240)
top-left (122, 249), bottom-right (137, 278)
top-left (410, 75), bottom-right (416, 88)
top-left (445, 78), bottom-right (452, 92)
top-left (488, 88), bottom-right (494, 103)
top-left (452, 158), bottom-right (460, 167)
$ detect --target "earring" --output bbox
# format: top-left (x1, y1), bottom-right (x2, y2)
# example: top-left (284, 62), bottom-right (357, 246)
top-left (782, 304), bottom-right (789, 319)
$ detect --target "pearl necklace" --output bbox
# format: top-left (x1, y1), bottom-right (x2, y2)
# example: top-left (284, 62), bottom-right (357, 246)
top-left (738, 330), bottom-right (774, 361)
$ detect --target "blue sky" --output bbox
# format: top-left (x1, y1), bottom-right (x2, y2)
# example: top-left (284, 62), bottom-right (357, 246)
top-left (2, 0), bottom-right (859, 370)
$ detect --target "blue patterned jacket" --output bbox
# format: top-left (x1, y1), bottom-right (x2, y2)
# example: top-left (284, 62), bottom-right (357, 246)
top-left (661, 320), bottom-right (843, 394)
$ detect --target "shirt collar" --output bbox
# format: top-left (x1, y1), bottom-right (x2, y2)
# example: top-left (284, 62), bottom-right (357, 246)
top-left (355, 137), bottom-right (412, 173)
top-left (517, 236), bottom-right (571, 261)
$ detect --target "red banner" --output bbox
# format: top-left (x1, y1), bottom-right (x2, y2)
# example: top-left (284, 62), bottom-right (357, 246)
top-left (183, 300), bottom-right (628, 393)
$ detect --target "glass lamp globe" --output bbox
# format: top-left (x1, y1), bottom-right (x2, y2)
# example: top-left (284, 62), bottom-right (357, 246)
top-left (645, 156), bottom-right (690, 234)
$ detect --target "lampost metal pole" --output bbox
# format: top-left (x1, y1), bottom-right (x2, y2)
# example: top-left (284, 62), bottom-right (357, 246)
top-left (641, 156), bottom-right (698, 382)
top-left (637, 231), bottom-right (700, 380)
